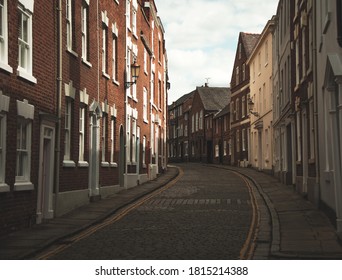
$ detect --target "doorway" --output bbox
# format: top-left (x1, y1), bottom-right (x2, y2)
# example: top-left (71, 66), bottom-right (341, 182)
top-left (37, 125), bottom-right (55, 224)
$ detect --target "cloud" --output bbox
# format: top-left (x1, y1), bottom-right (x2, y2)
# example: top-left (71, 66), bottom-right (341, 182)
top-left (156, 0), bottom-right (279, 104)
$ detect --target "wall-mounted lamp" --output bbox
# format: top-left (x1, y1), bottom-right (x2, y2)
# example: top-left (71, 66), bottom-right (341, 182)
top-left (248, 97), bottom-right (260, 117)
top-left (125, 61), bottom-right (141, 89)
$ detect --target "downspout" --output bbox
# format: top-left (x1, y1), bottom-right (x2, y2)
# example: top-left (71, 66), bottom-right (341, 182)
top-left (124, 0), bottom-right (128, 189)
top-left (313, 0), bottom-right (320, 206)
top-left (54, 0), bottom-right (63, 215)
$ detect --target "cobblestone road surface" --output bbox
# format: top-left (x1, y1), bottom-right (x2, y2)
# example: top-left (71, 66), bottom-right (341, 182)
top-left (48, 164), bottom-right (253, 259)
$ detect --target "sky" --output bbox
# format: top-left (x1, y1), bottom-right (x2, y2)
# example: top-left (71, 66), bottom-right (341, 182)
top-left (155, 0), bottom-right (279, 104)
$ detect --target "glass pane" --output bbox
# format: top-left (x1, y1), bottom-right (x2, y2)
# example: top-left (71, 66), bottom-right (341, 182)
top-left (16, 151), bottom-right (24, 177)
top-left (0, 117), bottom-right (2, 148)
top-left (0, 5), bottom-right (3, 37)
top-left (17, 122), bottom-right (21, 148)
top-left (22, 123), bottom-right (27, 149)
top-left (20, 43), bottom-right (26, 67)
top-left (22, 14), bottom-right (28, 42)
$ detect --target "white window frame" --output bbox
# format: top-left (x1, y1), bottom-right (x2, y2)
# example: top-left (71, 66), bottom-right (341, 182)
top-left (242, 128), bottom-right (246, 152)
top-left (142, 136), bottom-right (146, 167)
top-left (143, 87), bottom-right (148, 122)
top-left (0, 0), bottom-right (12, 73)
top-left (16, 118), bottom-right (32, 183)
top-left (101, 115), bottom-right (108, 164)
top-left (0, 112), bottom-right (8, 191)
top-left (126, 0), bottom-right (131, 30)
top-left (66, 0), bottom-right (73, 52)
top-left (112, 31), bottom-right (118, 83)
top-left (15, 99), bottom-right (35, 192)
top-left (132, 119), bottom-right (137, 163)
top-left (78, 107), bottom-right (86, 163)
top-left (18, 4), bottom-right (36, 83)
top-left (132, 7), bottom-right (137, 36)
top-left (64, 99), bottom-right (72, 161)
top-left (102, 26), bottom-right (108, 77)
top-left (81, 1), bottom-right (90, 64)
top-left (110, 117), bottom-right (116, 165)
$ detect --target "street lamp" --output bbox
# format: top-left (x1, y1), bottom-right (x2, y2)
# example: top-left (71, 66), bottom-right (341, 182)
top-left (125, 61), bottom-right (141, 89)
top-left (248, 97), bottom-right (260, 117)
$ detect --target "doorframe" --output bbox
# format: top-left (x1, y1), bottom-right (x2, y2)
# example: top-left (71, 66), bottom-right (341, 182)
top-left (36, 123), bottom-right (55, 224)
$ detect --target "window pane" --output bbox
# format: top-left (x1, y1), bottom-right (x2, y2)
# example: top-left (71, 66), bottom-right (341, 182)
top-left (0, 3), bottom-right (3, 38)
top-left (0, 116), bottom-right (2, 149)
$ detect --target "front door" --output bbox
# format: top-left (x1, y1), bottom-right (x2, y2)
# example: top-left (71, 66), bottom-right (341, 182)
top-left (37, 125), bottom-right (55, 224)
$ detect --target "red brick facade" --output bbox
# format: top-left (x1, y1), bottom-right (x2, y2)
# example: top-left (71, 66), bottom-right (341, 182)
top-left (0, 0), bottom-right (168, 236)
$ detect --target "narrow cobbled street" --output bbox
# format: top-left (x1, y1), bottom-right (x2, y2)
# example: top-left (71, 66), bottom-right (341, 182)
top-left (43, 164), bottom-right (255, 260)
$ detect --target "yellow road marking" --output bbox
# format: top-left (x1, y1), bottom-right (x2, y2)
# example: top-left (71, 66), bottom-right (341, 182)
top-left (37, 167), bottom-right (184, 260)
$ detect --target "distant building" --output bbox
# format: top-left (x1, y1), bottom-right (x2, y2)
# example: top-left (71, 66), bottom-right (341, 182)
top-left (190, 86), bottom-right (230, 163)
top-left (230, 32), bottom-right (260, 167)
top-left (247, 18), bottom-right (275, 174)
top-left (168, 85), bottom-right (230, 164)
top-left (168, 91), bottom-right (194, 162)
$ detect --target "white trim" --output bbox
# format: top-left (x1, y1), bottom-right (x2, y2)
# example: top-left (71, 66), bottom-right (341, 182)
top-left (18, 0), bottom-right (34, 12)
top-left (14, 182), bottom-right (34, 191)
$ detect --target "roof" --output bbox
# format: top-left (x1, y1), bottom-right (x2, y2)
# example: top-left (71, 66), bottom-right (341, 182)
top-left (196, 87), bottom-right (231, 112)
top-left (241, 32), bottom-right (261, 58)
top-left (214, 104), bottom-right (230, 119)
top-left (168, 90), bottom-right (195, 110)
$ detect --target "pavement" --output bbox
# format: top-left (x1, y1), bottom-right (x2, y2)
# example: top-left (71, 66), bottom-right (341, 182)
top-left (0, 167), bottom-right (180, 260)
top-left (1, 163), bottom-right (342, 260)
top-left (212, 165), bottom-right (342, 260)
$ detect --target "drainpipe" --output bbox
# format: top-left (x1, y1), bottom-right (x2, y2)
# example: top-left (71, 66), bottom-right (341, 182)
top-left (54, 0), bottom-right (63, 216)
top-left (312, 0), bottom-right (320, 207)
top-left (124, 0), bottom-right (128, 189)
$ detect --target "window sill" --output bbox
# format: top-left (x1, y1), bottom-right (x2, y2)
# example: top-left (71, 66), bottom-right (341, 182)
top-left (14, 182), bottom-right (34, 191)
top-left (114, 0), bottom-right (119, 5)
top-left (0, 62), bottom-right (13, 74)
top-left (0, 183), bottom-right (10, 193)
top-left (17, 68), bottom-right (37, 84)
top-left (82, 58), bottom-right (92, 68)
top-left (110, 162), bottom-right (118, 168)
top-left (63, 160), bottom-right (76, 168)
top-left (78, 161), bottom-right (89, 167)
top-left (102, 72), bottom-right (110, 80)
top-left (67, 48), bottom-right (78, 58)
top-left (101, 161), bottom-right (110, 167)
top-left (143, 119), bottom-right (149, 124)
top-left (113, 79), bottom-right (120, 86)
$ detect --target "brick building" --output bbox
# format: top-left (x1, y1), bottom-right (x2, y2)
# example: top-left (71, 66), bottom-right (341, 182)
top-left (230, 32), bottom-right (260, 167)
top-left (0, 0), bottom-right (168, 236)
top-left (212, 105), bottom-right (231, 165)
top-left (189, 86), bottom-right (230, 163)
top-left (168, 91), bottom-right (194, 162)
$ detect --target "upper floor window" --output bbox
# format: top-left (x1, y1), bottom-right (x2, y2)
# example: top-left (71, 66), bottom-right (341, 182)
top-left (81, 1), bottom-right (90, 63)
top-left (66, 0), bottom-right (75, 53)
top-left (18, 3), bottom-right (36, 83)
top-left (235, 66), bottom-right (239, 85)
top-left (112, 23), bottom-right (119, 82)
top-left (102, 11), bottom-right (109, 78)
top-left (0, 0), bottom-right (12, 73)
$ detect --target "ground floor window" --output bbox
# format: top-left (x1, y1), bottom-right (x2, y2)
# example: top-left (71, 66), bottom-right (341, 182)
top-left (16, 118), bottom-right (32, 182)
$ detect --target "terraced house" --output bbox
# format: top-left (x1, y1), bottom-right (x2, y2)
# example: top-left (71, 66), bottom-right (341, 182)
top-left (0, 0), bottom-right (168, 236)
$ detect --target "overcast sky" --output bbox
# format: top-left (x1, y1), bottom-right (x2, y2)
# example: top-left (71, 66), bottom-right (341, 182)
top-left (156, 0), bottom-right (279, 104)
